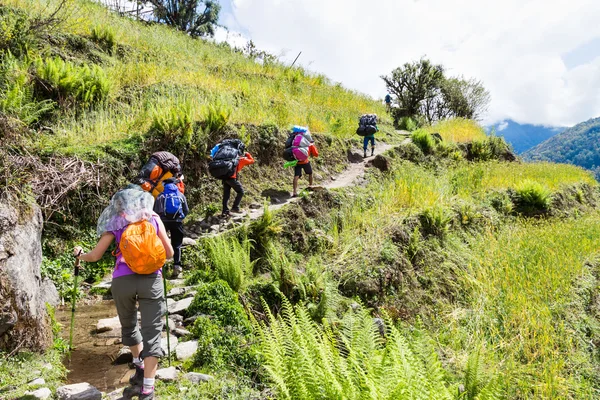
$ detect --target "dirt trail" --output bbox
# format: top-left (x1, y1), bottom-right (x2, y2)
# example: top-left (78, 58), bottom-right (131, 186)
top-left (248, 143), bottom-right (393, 220)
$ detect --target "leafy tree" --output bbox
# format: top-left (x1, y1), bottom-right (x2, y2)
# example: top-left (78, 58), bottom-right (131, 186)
top-left (142, 0), bottom-right (221, 37)
top-left (382, 59), bottom-right (490, 126)
top-left (381, 58), bottom-right (445, 119)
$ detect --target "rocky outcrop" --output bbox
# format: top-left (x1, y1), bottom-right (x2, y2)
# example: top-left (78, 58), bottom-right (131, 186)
top-left (0, 202), bottom-right (58, 352)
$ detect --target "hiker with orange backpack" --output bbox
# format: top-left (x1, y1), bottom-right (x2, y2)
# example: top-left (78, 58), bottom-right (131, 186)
top-left (74, 185), bottom-right (174, 400)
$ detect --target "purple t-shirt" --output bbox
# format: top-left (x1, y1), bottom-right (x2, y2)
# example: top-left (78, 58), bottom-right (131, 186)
top-left (110, 215), bottom-right (162, 278)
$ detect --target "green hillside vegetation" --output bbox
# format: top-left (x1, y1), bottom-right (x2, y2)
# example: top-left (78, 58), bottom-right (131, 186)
top-left (524, 117), bottom-right (600, 180)
top-left (2, 1), bottom-right (600, 400)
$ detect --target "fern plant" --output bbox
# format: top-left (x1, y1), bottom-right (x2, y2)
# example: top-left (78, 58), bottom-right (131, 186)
top-left (202, 100), bottom-right (231, 135)
top-left (257, 299), bottom-right (457, 400)
top-left (204, 234), bottom-right (254, 292)
top-left (0, 53), bottom-right (53, 124)
top-left (34, 57), bottom-right (110, 106)
top-left (90, 25), bottom-right (116, 55)
top-left (149, 100), bottom-right (194, 154)
top-left (460, 348), bottom-right (502, 400)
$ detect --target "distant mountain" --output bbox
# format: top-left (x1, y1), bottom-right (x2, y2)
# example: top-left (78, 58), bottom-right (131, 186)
top-left (486, 120), bottom-right (565, 154)
top-left (523, 117), bottom-right (600, 180)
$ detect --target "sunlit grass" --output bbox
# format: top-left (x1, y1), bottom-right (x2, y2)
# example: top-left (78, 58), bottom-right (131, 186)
top-left (453, 215), bottom-right (600, 398)
top-left (8, 0), bottom-right (390, 152)
top-left (450, 162), bottom-right (597, 197)
top-left (423, 118), bottom-right (487, 143)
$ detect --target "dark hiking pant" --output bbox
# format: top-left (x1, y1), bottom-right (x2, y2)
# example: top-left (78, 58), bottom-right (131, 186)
top-left (163, 220), bottom-right (184, 266)
top-left (112, 273), bottom-right (165, 359)
top-left (223, 178), bottom-right (244, 212)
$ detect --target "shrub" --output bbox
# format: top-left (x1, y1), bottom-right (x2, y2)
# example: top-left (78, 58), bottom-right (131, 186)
top-left (90, 25), bottom-right (116, 55)
top-left (411, 129), bottom-right (437, 155)
top-left (149, 100), bottom-right (194, 155)
top-left (204, 234), bottom-right (254, 292)
top-left (187, 280), bottom-right (250, 329)
top-left (419, 205), bottom-right (453, 237)
top-left (397, 116), bottom-right (418, 131)
top-left (34, 57), bottom-right (110, 106)
top-left (512, 180), bottom-right (553, 215)
top-left (188, 281), bottom-right (259, 374)
top-left (485, 135), bottom-right (511, 159)
top-left (0, 7), bottom-right (34, 57)
top-left (248, 201), bottom-right (282, 271)
top-left (202, 100), bottom-right (231, 135)
top-left (391, 142), bottom-right (424, 163)
top-left (488, 190), bottom-right (513, 215)
top-left (469, 139), bottom-right (493, 161)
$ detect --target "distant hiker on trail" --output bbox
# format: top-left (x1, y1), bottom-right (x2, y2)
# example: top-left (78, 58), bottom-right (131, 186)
top-left (385, 93), bottom-right (392, 111)
top-left (74, 186), bottom-right (174, 400)
top-left (208, 139), bottom-right (255, 217)
top-left (154, 177), bottom-right (189, 278)
top-left (356, 114), bottom-right (378, 158)
top-left (282, 126), bottom-right (319, 198)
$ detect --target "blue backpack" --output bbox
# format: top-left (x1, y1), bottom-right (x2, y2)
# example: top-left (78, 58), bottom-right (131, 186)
top-left (160, 183), bottom-right (184, 219)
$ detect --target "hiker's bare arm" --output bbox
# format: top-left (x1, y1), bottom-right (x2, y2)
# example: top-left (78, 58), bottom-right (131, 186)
top-left (157, 219), bottom-right (175, 259)
top-left (74, 233), bottom-right (114, 262)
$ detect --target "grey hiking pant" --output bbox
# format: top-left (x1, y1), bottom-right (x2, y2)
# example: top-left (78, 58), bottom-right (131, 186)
top-left (111, 273), bottom-right (165, 359)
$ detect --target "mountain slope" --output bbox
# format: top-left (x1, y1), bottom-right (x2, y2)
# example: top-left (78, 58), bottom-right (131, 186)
top-left (523, 117), bottom-right (600, 179)
top-left (487, 119), bottom-right (564, 153)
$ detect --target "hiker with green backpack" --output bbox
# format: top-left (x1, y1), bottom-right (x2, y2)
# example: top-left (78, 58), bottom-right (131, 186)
top-left (74, 185), bottom-right (174, 400)
top-left (154, 177), bottom-right (189, 278)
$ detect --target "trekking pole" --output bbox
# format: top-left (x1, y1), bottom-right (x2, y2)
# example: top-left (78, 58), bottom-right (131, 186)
top-left (69, 252), bottom-right (81, 357)
top-left (162, 271), bottom-right (171, 366)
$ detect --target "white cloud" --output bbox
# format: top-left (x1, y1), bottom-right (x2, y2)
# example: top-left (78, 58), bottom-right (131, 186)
top-left (229, 0), bottom-right (600, 126)
top-left (497, 121), bottom-right (509, 131)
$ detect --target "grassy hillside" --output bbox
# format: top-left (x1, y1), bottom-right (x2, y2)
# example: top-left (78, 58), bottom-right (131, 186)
top-left (524, 117), bottom-right (600, 179)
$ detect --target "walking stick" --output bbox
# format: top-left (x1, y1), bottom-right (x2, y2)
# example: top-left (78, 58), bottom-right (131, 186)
top-left (69, 252), bottom-right (81, 356)
top-left (162, 271), bottom-right (171, 366)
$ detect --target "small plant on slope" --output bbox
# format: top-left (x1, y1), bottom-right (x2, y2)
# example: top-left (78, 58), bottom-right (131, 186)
top-left (204, 234), bottom-right (254, 292)
top-left (411, 130), bottom-right (437, 155)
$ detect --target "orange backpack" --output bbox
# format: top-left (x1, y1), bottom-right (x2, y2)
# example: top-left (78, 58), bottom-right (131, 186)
top-left (119, 220), bottom-right (166, 274)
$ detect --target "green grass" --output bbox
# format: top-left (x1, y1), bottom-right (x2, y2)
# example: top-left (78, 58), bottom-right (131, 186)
top-left (443, 215), bottom-right (600, 398)
top-left (6, 0), bottom-right (391, 153)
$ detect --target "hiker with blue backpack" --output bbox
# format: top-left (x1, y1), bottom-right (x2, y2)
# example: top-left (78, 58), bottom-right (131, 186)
top-left (154, 177), bottom-right (189, 278)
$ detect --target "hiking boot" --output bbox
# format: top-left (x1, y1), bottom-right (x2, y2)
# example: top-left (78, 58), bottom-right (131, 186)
top-left (139, 387), bottom-right (155, 400)
top-left (129, 364), bottom-right (144, 387)
top-left (230, 208), bottom-right (243, 215)
top-left (363, 150), bottom-right (367, 158)
top-left (371, 148), bottom-right (374, 156)
top-left (220, 211), bottom-right (230, 218)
